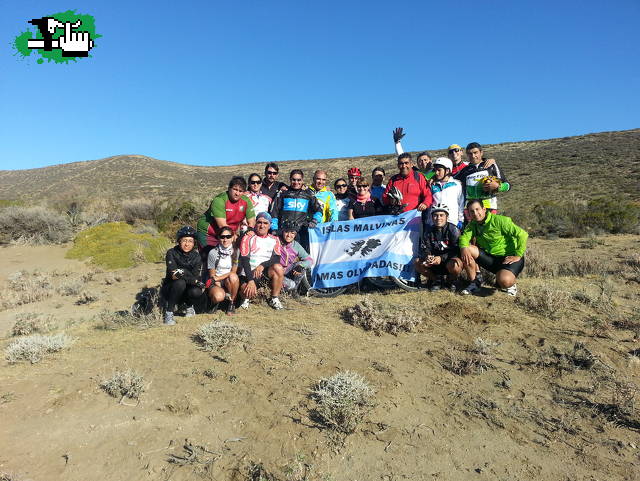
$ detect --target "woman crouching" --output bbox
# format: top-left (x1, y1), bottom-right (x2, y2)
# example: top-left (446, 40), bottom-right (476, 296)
top-left (162, 226), bottom-right (206, 326)
top-left (279, 222), bottom-right (313, 293)
top-left (206, 226), bottom-right (240, 315)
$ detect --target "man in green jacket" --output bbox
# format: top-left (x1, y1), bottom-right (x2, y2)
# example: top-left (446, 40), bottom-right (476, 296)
top-left (458, 199), bottom-right (528, 296)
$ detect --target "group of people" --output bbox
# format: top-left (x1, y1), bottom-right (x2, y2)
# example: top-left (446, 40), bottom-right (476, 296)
top-left (160, 129), bottom-right (528, 325)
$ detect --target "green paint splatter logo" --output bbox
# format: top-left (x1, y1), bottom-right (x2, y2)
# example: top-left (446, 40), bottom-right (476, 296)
top-left (13, 10), bottom-right (100, 64)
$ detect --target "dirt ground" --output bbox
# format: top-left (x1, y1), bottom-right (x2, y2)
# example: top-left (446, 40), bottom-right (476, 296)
top-left (1, 236), bottom-right (639, 481)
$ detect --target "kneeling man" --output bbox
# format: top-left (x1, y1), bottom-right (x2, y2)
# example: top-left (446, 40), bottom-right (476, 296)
top-left (459, 199), bottom-right (528, 296)
top-left (415, 204), bottom-right (463, 291)
top-left (238, 212), bottom-right (285, 309)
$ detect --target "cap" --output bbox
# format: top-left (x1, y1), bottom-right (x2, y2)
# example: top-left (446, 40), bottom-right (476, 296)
top-left (448, 144), bottom-right (462, 151)
top-left (256, 212), bottom-right (272, 223)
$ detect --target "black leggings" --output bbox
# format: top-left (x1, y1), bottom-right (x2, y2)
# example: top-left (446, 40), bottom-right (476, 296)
top-left (163, 279), bottom-right (205, 312)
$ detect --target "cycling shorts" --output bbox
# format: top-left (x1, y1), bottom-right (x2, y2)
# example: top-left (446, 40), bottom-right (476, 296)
top-left (476, 249), bottom-right (525, 276)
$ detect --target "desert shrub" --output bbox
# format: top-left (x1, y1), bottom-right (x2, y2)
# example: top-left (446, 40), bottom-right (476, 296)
top-left (96, 288), bottom-right (164, 330)
top-left (528, 196), bottom-right (639, 237)
top-left (341, 296), bottom-right (422, 335)
top-left (441, 338), bottom-right (496, 376)
top-left (1, 270), bottom-right (54, 310)
top-left (122, 198), bottom-right (158, 223)
top-left (11, 312), bottom-right (54, 336)
top-left (66, 222), bottom-right (172, 269)
top-left (578, 236), bottom-right (605, 249)
top-left (523, 245), bottom-right (557, 278)
top-left (5, 333), bottom-right (72, 364)
top-left (75, 291), bottom-right (99, 305)
top-left (310, 371), bottom-right (374, 434)
top-left (100, 369), bottom-right (145, 400)
top-left (0, 206), bottom-right (72, 245)
top-left (515, 282), bottom-right (570, 319)
top-left (155, 200), bottom-right (200, 232)
top-left (559, 256), bottom-right (605, 276)
top-left (193, 321), bottom-right (251, 351)
top-left (536, 342), bottom-right (600, 373)
top-left (56, 278), bottom-right (83, 296)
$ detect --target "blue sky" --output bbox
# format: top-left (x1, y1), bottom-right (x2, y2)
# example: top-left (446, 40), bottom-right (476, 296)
top-left (1, 0), bottom-right (638, 170)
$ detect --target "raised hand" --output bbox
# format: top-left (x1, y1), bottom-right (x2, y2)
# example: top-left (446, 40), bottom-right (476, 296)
top-left (393, 127), bottom-right (405, 144)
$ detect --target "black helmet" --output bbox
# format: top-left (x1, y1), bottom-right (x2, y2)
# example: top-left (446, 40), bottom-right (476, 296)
top-left (280, 220), bottom-right (300, 234)
top-left (176, 226), bottom-right (197, 241)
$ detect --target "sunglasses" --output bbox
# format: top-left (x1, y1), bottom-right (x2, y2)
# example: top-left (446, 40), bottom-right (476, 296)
top-left (448, 149), bottom-right (461, 153)
top-left (357, 185), bottom-right (369, 189)
top-left (249, 180), bottom-right (262, 184)
top-left (335, 184), bottom-right (347, 188)
top-left (266, 170), bottom-right (278, 175)
top-left (218, 234), bottom-right (233, 239)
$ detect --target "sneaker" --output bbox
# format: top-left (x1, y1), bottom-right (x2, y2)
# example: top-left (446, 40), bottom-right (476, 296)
top-left (501, 284), bottom-right (518, 296)
top-left (460, 280), bottom-right (481, 296)
top-left (226, 301), bottom-right (236, 315)
top-left (185, 306), bottom-right (196, 317)
top-left (240, 298), bottom-right (250, 309)
top-left (475, 272), bottom-right (484, 286)
top-left (268, 297), bottom-right (284, 310)
top-left (429, 276), bottom-right (444, 292)
top-left (164, 311), bottom-right (176, 326)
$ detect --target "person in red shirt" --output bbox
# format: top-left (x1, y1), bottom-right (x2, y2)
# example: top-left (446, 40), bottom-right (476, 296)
top-left (382, 153), bottom-right (433, 213)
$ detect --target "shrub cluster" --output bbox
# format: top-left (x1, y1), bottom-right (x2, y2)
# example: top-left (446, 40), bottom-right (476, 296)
top-left (100, 369), bottom-right (145, 400)
top-left (192, 321), bottom-right (251, 351)
top-left (0, 206), bottom-right (72, 244)
top-left (524, 196), bottom-right (639, 237)
top-left (310, 371), bottom-right (374, 434)
top-left (342, 296), bottom-right (422, 335)
top-left (66, 222), bottom-right (172, 269)
top-left (5, 333), bottom-right (72, 364)
top-left (122, 198), bottom-right (158, 224)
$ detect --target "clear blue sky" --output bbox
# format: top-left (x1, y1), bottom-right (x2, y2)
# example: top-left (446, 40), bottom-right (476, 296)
top-left (1, 0), bottom-right (638, 170)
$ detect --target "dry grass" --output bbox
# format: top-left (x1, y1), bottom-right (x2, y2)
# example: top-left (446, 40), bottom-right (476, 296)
top-left (341, 296), bottom-right (422, 335)
top-left (559, 256), bottom-right (605, 277)
top-left (523, 246), bottom-right (557, 278)
top-left (100, 369), bottom-right (145, 400)
top-left (309, 370), bottom-right (374, 434)
top-left (11, 312), bottom-right (55, 336)
top-left (4, 333), bottom-right (72, 364)
top-left (121, 198), bottom-right (158, 223)
top-left (192, 321), bottom-right (251, 351)
top-left (0, 206), bottom-right (72, 245)
top-left (515, 282), bottom-right (570, 319)
top-left (95, 306), bottom-right (163, 330)
top-left (441, 338), bottom-right (496, 376)
top-left (536, 342), bottom-right (602, 374)
top-left (0, 270), bottom-right (54, 310)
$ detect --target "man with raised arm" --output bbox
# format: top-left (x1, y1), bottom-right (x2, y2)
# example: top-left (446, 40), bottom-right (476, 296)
top-left (393, 127), bottom-right (434, 179)
top-left (382, 153), bottom-right (433, 213)
top-left (458, 199), bottom-right (528, 296)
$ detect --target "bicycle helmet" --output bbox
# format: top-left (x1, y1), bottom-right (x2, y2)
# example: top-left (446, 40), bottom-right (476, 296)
top-left (433, 157), bottom-right (453, 171)
top-left (176, 225), bottom-right (197, 241)
top-left (280, 220), bottom-right (300, 233)
top-left (431, 203), bottom-right (450, 217)
top-left (347, 167), bottom-right (362, 177)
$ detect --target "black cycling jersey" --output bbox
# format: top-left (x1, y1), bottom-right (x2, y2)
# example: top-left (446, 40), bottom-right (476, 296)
top-left (261, 181), bottom-right (287, 200)
top-left (270, 188), bottom-right (323, 231)
top-left (347, 197), bottom-right (384, 219)
top-left (165, 246), bottom-right (203, 285)
top-left (419, 223), bottom-right (460, 263)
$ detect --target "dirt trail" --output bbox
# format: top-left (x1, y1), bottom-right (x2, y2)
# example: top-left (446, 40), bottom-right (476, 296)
top-left (1, 236), bottom-right (639, 481)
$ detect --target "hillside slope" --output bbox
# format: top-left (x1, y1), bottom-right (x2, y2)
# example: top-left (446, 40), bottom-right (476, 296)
top-left (1, 129), bottom-right (639, 207)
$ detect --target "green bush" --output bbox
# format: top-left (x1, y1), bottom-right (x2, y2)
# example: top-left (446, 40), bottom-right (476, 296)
top-left (155, 201), bottom-right (200, 232)
top-left (527, 195), bottom-right (639, 237)
top-left (66, 222), bottom-right (172, 269)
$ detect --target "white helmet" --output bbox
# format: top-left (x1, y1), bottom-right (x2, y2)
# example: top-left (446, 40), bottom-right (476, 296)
top-left (433, 157), bottom-right (453, 171)
top-left (431, 203), bottom-right (450, 217)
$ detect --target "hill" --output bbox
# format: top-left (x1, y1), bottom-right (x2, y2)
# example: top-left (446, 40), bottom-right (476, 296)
top-left (1, 129), bottom-right (639, 209)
